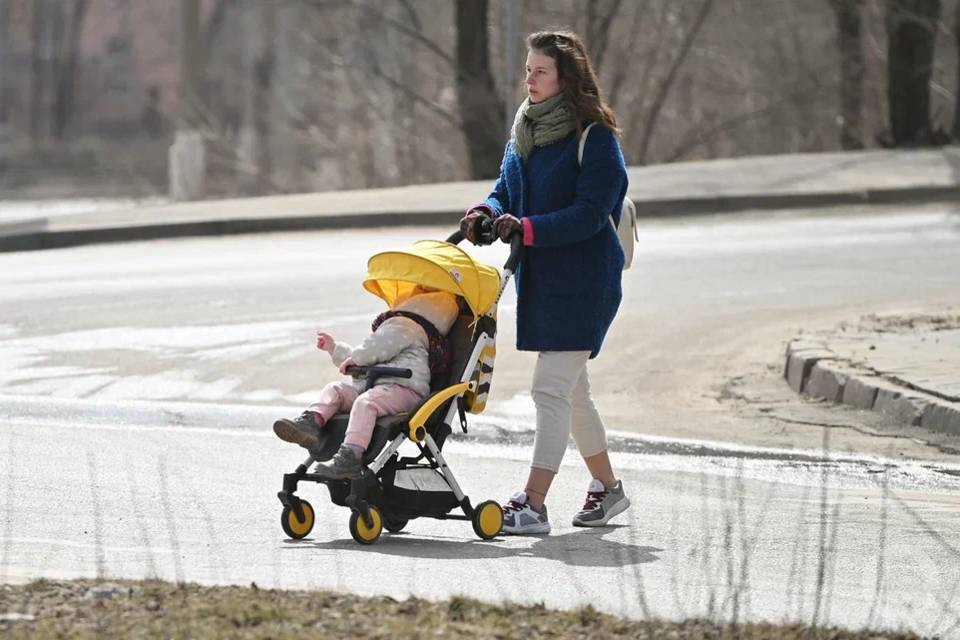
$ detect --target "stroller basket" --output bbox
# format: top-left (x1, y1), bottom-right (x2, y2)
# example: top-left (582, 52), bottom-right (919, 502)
top-left (382, 467), bottom-right (461, 520)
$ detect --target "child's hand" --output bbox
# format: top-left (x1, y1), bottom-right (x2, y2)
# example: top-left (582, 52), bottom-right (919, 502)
top-left (338, 357), bottom-right (355, 375)
top-left (316, 332), bottom-right (335, 354)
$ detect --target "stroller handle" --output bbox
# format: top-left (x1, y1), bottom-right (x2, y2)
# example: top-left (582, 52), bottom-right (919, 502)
top-left (448, 217), bottom-right (524, 273)
top-left (344, 365), bottom-right (413, 379)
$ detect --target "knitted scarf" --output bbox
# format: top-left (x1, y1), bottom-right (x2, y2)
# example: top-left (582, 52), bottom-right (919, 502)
top-left (510, 93), bottom-right (577, 160)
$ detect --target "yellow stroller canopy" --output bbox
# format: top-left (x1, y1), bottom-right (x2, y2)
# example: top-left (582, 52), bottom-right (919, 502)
top-left (363, 240), bottom-right (501, 318)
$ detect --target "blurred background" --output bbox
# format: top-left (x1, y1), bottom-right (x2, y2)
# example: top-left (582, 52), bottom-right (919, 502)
top-left (0, 0), bottom-right (957, 201)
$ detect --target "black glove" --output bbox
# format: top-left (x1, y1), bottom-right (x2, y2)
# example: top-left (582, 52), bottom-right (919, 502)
top-left (459, 210), bottom-right (488, 245)
top-left (493, 214), bottom-right (522, 243)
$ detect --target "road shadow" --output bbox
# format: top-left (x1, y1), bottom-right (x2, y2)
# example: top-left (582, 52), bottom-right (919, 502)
top-left (282, 525), bottom-right (662, 568)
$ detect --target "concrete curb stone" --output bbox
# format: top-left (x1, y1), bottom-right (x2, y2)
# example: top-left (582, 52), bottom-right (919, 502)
top-left (841, 375), bottom-right (882, 409)
top-left (805, 360), bottom-right (856, 403)
top-left (921, 402), bottom-right (960, 436)
top-left (783, 335), bottom-right (960, 437)
top-left (783, 340), bottom-right (833, 393)
top-left (873, 388), bottom-right (928, 426)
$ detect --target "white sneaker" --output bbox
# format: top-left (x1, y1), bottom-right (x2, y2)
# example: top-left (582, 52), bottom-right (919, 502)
top-left (572, 479), bottom-right (630, 527)
top-left (501, 491), bottom-right (551, 535)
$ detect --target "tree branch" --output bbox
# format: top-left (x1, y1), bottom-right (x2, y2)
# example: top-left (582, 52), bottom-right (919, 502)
top-left (347, 0), bottom-right (454, 69)
top-left (636, 0), bottom-right (715, 163)
top-left (664, 102), bottom-right (781, 163)
top-left (589, 0), bottom-right (624, 70)
top-left (368, 59), bottom-right (458, 128)
top-left (607, 0), bottom-right (648, 108)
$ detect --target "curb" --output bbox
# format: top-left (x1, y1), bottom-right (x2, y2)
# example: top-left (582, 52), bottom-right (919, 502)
top-left (783, 339), bottom-right (960, 436)
top-left (634, 184), bottom-right (960, 217)
top-left (2, 181), bottom-right (960, 253)
top-left (0, 209), bottom-right (461, 252)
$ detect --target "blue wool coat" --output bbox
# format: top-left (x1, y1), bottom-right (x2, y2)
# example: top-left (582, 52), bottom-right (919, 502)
top-left (482, 124), bottom-right (628, 357)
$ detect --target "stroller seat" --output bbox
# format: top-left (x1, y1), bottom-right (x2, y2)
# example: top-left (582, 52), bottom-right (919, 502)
top-left (309, 413), bottom-right (407, 464)
top-left (307, 304), bottom-right (475, 464)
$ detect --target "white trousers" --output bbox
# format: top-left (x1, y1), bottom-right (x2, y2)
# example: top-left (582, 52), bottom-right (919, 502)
top-left (530, 351), bottom-right (608, 473)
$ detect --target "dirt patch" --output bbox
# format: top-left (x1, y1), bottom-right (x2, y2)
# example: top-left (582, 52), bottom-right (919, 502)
top-left (0, 578), bottom-right (922, 639)
top-left (854, 311), bottom-right (960, 333)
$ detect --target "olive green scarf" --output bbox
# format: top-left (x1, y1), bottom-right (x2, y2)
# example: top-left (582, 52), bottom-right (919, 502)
top-left (510, 94), bottom-right (577, 160)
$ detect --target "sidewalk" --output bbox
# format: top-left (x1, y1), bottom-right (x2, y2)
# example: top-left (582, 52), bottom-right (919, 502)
top-left (785, 313), bottom-right (960, 437)
top-left (2, 147), bottom-right (959, 252)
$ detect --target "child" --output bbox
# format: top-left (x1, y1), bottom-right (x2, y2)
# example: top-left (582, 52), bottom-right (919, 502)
top-left (273, 289), bottom-right (459, 480)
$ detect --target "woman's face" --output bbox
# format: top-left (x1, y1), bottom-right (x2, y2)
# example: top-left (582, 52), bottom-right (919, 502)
top-left (525, 49), bottom-right (561, 103)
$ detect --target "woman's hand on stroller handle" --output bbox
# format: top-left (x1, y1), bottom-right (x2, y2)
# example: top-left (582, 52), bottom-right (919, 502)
top-left (448, 215), bottom-right (524, 274)
top-left (493, 214), bottom-right (522, 243)
top-left (453, 212), bottom-right (521, 247)
top-left (458, 210), bottom-right (497, 246)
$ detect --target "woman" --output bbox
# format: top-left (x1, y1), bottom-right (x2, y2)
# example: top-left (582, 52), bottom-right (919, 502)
top-left (459, 30), bottom-right (630, 535)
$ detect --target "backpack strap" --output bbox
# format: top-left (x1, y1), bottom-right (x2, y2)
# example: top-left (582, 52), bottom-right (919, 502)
top-left (577, 122), bottom-right (598, 166)
top-left (578, 122), bottom-right (622, 234)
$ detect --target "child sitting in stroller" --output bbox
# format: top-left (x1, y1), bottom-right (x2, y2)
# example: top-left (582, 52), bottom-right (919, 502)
top-left (273, 287), bottom-right (459, 480)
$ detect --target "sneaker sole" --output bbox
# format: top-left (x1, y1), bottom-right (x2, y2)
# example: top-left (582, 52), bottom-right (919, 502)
top-left (273, 420), bottom-right (320, 450)
top-left (502, 521), bottom-right (551, 535)
top-left (572, 496), bottom-right (631, 527)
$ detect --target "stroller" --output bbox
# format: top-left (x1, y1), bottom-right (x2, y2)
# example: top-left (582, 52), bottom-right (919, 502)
top-left (277, 224), bottom-right (521, 545)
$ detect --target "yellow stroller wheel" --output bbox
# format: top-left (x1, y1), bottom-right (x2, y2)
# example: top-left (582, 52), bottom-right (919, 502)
top-left (472, 500), bottom-right (503, 540)
top-left (349, 505), bottom-right (383, 545)
top-left (281, 500), bottom-right (315, 539)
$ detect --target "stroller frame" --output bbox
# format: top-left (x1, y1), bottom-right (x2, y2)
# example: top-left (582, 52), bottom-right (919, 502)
top-left (277, 228), bottom-right (520, 545)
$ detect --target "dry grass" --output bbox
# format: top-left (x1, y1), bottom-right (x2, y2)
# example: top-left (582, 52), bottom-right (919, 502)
top-left (0, 579), bottom-right (922, 639)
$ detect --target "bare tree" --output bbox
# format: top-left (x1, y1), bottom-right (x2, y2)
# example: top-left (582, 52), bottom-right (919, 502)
top-left (633, 0), bottom-right (715, 164)
top-left (583, 0), bottom-right (624, 70)
top-left (885, 0), bottom-right (941, 145)
top-left (830, 0), bottom-right (865, 149)
top-left (238, 0), bottom-right (275, 193)
top-left (177, 0), bottom-right (204, 128)
top-left (953, 0), bottom-right (960, 140)
top-left (0, 0), bottom-right (12, 129)
top-left (51, 0), bottom-right (87, 139)
top-left (455, 0), bottom-right (504, 179)
top-left (29, 0), bottom-right (49, 140)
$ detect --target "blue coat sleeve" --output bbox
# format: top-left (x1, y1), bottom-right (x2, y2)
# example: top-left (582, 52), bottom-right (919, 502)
top-left (528, 127), bottom-right (627, 247)
top-left (482, 143), bottom-right (512, 218)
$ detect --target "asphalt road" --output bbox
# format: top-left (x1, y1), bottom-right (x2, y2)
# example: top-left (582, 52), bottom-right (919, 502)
top-left (2, 205), bottom-right (960, 635)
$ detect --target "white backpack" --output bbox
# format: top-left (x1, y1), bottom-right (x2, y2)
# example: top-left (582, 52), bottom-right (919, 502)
top-left (578, 122), bottom-right (638, 270)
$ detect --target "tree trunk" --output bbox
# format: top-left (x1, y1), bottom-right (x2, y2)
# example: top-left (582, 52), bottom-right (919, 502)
top-left (830, 0), bottom-right (864, 149)
top-left (636, 0), bottom-right (714, 164)
top-left (0, 0), bottom-right (10, 127)
top-left (52, 0), bottom-right (88, 140)
top-left (886, 0), bottom-right (940, 145)
top-left (30, 0), bottom-right (48, 140)
top-left (171, 0), bottom-right (207, 199)
top-left (177, 0), bottom-right (204, 128)
top-left (238, 0), bottom-right (275, 193)
top-left (953, 1), bottom-right (960, 140)
top-left (253, 0), bottom-right (276, 188)
top-left (455, 0), bottom-right (504, 180)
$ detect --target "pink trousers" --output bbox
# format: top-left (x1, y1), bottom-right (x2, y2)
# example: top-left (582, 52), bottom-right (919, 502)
top-left (308, 382), bottom-right (423, 450)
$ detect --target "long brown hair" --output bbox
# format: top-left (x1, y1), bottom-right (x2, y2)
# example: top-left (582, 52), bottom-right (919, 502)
top-left (526, 29), bottom-right (620, 137)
